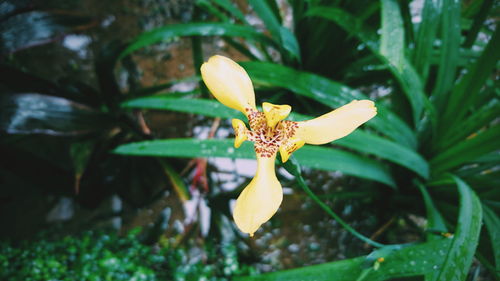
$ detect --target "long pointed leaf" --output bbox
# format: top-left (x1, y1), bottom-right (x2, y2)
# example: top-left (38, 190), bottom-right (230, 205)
top-left (440, 25), bottom-right (500, 134)
top-left (237, 238), bottom-right (453, 281)
top-left (430, 125), bottom-right (500, 175)
top-left (431, 0), bottom-right (461, 111)
top-left (122, 97), bottom-right (427, 177)
top-left (482, 204), bottom-right (500, 270)
top-left (413, 0), bottom-right (442, 82)
top-left (119, 23), bottom-right (278, 59)
top-left (430, 176), bottom-right (482, 281)
top-left (241, 61), bottom-right (417, 148)
top-left (114, 138), bottom-right (395, 187)
top-left (248, 0), bottom-right (300, 60)
top-left (380, 0), bottom-right (426, 125)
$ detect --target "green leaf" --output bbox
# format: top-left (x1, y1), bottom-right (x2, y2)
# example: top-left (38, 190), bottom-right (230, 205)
top-left (482, 203), bottom-right (500, 270)
top-left (440, 25), bottom-right (500, 134)
top-left (122, 97), bottom-right (425, 177)
top-left (306, 7), bottom-right (379, 50)
top-left (430, 125), bottom-right (500, 175)
top-left (159, 160), bottom-right (190, 201)
top-left (380, 0), bottom-right (426, 125)
top-left (237, 238), bottom-right (453, 281)
top-left (430, 176), bottom-right (482, 281)
top-left (430, 0), bottom-right (461, 111)
top-left (336, 131), bottom-right (429, 178)
top-left (119, 23), bottom-right (278, 59)
top-left (211, 0), bottom-right (249, 24)
top-left (122, 95), bottom-right (245, 120)
top-left (248, 0), bottom-right (300, 60)
top-left (380, 0), bottom-right (405, 71)
top-left (416, 182), bottom-right (447, 241)
top-left (437, 98), bottom-right (500, 151)
top-left (308, 5), bottom-right (428, 127)
top-left (241, 61), bottom-right (417, 148)
top-left (463, 0), bottom-right (494, 48)
top-left (114, 138), bottom-right (395, 187)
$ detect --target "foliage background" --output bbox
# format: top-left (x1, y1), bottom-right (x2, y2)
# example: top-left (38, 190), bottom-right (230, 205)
top-left (0, 0), bottom-right (498, 280)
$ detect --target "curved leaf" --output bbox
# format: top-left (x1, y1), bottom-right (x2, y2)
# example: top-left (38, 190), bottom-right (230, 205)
top-left (114, 138), bottom-right (395, 187)
top-left (0, 93), bottom-right (113, 136)
top-left (122, 97), bottom-right (427, 177)
top-left (430, 176), bottom-right (482, 281)
top-left (119, 23), bottom-right (278, 59)
top-left (430, 125), bottom-right (500, 175)
top-left (248, 0), bottom-right (300, 60)
top-left (0, 11), bottom-right (92, 55)
top-left (121, 96), bottom-right (244, 120)
top-left (236, 238), bottom-right (453, 281)
top-left (240, 61), bottom-right (417, 148)
top-left (337, 131), bottom-right (429, 178)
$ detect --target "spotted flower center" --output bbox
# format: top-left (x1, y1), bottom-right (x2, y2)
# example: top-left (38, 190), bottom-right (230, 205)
top-left (235, 108), bottom-right (300, 159)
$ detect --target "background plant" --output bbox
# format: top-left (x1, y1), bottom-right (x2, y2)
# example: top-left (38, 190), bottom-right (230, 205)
top-left (115, 0), bottom-right (499, 280)
top-left (0, 0), bottom-right (498, 280)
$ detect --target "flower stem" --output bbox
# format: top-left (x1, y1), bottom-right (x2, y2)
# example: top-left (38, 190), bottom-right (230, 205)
top-left (283, 156), bottom-right (385, 248)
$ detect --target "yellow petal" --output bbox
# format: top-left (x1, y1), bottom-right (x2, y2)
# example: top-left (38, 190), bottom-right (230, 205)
top-left (200, 55), bottom-right (257, 115)
top-left (262, 102), bottom-right (291, 128)
top-left (232, 118), bottom-right (248, 148)
top-left (233, 154), bottom-right (282, 236)
top-left (279, 137), bottom-right (305, 163)
top-left (295, 100), bottom-right (377, 145)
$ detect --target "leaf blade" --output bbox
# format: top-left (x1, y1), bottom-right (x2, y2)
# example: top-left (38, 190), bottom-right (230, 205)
top-left (114, 138), bottom-right (395, 187)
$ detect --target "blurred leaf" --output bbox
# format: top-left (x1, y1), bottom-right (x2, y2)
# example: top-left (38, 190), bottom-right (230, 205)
top-left (416, 183), bottom-right (447, 241)
top-left (0, 64), bottom-right (61, 96)
top-left (159, 160), bottom-right (190, 201)
top-left (336, 131), bottom-right (429, 178)
top-left (119, 23), bottom-right (278, 59)
top-left (430, 125), bottom-right (500, 175)
top-left (430, 0), bottom-right (461, 111)
top-left (0, 11), bottom-right (92, 55)
top-left (430, 176), bottom-right (482, 281)
top-left (114, 138), bottom-right (395, 187)
top-left (211, 0), bottom-right (249, 24)
top-left (413, 0), bottom-right (442, 77)
top-left (482, 204), bottom-right (500, 270)
top-left (438, 98), bottom-right (500, 151)
top-left (0, 0), bottom-right (31, 19)
top-left (306, 7), bottom-right (379, 50)
top-left (248, 0), bottom-right (300, 61)
top-left (440, 25), bottom-right (500, 135)
top-left (463, 0), bottom-right (494, 48)
top-left (380, 0), bottom-right (404, 71)
top-left (241, 61), bottom-right (417, 148)
top-left (70, 140), bottom-right (95, 193)
top-left (380, 0), bottom-right (426, 125)
top-left (121, 96), bottom-right (245, 120)
top-left (307, 5), bottom-right (428, 126)
top-left (0, 93), bottom-right (113, 136)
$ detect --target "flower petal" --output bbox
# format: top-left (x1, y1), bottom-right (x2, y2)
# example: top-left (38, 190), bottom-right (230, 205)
top-left (295, 100), bottom-right (377, 145)
top-left (232, 154), bottom-right (282, 236)
top-left (232, 118), bottom-right (248, 148)
top-left (279, 137), bottom-right (305, 163)
top-left (200, 55), bottom-right (257, 115)
top-left (262, 102), bottom-right (291, 128)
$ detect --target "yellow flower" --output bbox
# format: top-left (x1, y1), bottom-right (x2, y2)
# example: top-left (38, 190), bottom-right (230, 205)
top-left (201, 55), bottom-right (377, 236)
